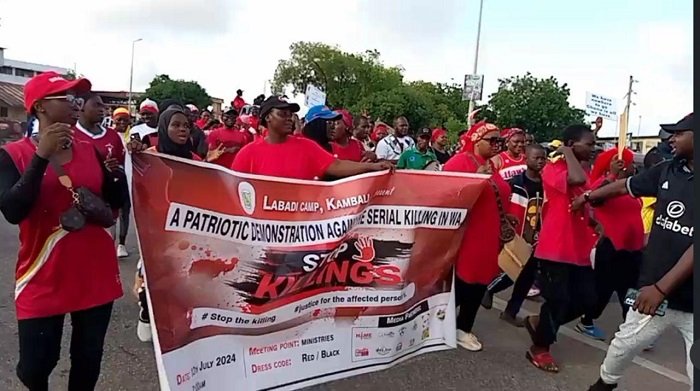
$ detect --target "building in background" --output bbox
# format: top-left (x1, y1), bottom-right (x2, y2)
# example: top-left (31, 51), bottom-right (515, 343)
top-left (0, 47), bottom-right (70, 121)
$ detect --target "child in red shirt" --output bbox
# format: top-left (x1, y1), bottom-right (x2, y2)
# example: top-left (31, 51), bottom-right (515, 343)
top-left (525, 124), bottom-right (599, 373)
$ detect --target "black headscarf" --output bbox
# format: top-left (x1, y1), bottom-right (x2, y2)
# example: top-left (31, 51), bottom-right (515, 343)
top-left (156, 108), bottom-right (193, 159)
top-left (302, 118), bottom-right (332, 152)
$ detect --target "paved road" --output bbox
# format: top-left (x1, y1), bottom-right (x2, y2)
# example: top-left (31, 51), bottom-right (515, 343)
top-left (0, 221), bottom-right (690, 390)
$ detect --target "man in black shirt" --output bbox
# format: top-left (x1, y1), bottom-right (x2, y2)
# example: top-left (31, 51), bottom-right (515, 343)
top-left (571, 113), bottom-right (694, 391)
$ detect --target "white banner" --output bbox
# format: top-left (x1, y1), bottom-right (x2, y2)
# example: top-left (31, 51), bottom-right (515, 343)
top-left (585, 92), bottom-right (618, 121)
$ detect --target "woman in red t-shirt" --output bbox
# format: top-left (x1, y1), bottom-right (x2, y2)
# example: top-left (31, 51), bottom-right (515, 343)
top-left (443, 120), bottom-right (512, 352)
top-left (491, 127), bottom-right (527, 180)
top-left (576, 148), bottom-right (643, 339)
top-left (330, 109), bottom-right (376, 163)
top-left (232, 96), bottom-right (391, 180)
top-left (0, 72), bottom-right (126, 390)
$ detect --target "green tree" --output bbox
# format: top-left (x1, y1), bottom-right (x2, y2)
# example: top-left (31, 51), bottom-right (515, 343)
top-left (485, 72), bottom-right (586, 141)
top-left (142, 74), bottom-right (211, 109)
top-left (272, 42), bottom-right (404, 108)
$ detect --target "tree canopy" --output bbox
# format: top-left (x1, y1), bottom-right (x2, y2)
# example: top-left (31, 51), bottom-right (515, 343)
top-left (272, 42), bottom-right (585, 142)
top-left (142, 74), bottom-right (211, 109)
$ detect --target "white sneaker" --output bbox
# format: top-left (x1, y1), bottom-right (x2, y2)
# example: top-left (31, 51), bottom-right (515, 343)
top-left (137, 320), bottom-right (152, 342)
top-left (117, 244), bottom-right (129, 258)
top-left (456, 330), bottom-right (482, 351)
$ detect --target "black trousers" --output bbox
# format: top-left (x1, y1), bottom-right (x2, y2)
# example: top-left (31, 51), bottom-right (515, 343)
top-left (118, 196), bottom-right (131, 246)
top-left (504, 257), bottom-right (540, 317)
top-left (455, 278), bottom-right (487, 333)
top-left (581, 237), bottom-right (642, 325)
top-left (532, 260), bottom-right (596, 347)
top-left (16, 302), bottom-right (113, 391)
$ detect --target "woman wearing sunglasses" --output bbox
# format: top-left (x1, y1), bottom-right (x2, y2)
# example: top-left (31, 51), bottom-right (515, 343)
top-left (443, 121), bottom-right (512, 352)
top-left (0, 72), bottom-right (127, 390)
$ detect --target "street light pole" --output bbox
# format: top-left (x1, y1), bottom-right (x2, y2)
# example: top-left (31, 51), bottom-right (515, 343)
top-left (466, 0), bottom-right (485, 127)
top-left (128, 38), bottom-right (143, 115)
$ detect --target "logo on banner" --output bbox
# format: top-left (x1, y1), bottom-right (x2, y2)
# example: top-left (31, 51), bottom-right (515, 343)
top-left (666, 201), bottom-right (685, 218)
top-left (354, 348), bottom-right (369, 357)
top-left (376, 346), bottom-right (391, 356)
top-left (238, 182), bottom-right (256, 215)
top-left (355, 331), bottom-right (372, 340)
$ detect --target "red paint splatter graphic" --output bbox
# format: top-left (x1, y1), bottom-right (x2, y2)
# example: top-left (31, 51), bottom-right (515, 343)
top-left (188, 258), bottom-right (239, 279)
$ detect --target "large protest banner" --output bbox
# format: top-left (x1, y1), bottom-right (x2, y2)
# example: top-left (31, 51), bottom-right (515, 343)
top-left (130, 152), bottom-right (489, 391)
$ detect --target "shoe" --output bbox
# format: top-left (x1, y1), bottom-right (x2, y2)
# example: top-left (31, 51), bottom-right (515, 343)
top-left (480, 292), bottom-right (493, 310)
top-left (499, 312), bottom-right (525, 327)
top-left (137, 320), bottom-right (153, 342)
top-left (575, 322), bottom-right (606, 341)
top-left (456, 330), bottom-right (483, 351)
top-left (643, 343), bottom-right (655, 352)
top-left (117, 244), bottom-right (129, 258)
top-left (588, 378), bottom-right (617, 390)
top-left (527, 286), bottom-right (541, 297)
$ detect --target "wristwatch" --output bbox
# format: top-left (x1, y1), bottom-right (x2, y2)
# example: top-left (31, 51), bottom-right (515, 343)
top-left (583, 191), bottom-right (592, 203)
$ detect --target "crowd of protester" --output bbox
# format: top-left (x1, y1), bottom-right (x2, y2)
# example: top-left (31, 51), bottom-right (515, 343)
top-left (0, 71), bottom-right (693, 391)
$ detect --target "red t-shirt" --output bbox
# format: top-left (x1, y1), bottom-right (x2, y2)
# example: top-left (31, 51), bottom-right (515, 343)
top-left (591, 177), bottom-right (644, 251)
top-left (535, 159), bottom-right (598, 266)
top-left (232, 136), bottom-right (336, 180)
top-left (2, 138), bottom-right (123, 319)
top-left (331, 139), bottom-right (364, 162)
top-left (207, 127), bottom-right (252, 168)
top-left (74, 123), bottom-right (126, 165)
top-left (496, 151), bottom-right (526, 181)
top-left (443, 152), bottom-right (511, 284)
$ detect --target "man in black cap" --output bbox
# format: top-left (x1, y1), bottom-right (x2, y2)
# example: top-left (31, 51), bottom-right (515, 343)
top-left (571, 113), bottom-right (694, 391)
top-left (396, 128), bottom-right (438, 170)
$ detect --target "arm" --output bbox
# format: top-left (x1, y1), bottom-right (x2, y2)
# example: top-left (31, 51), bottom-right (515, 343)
top-left (490, 154), bottom-right (503, 171)
top-left (561, 147), bottom-right (587, 186)
top-left (324, 160), bottom-right (391, 178)
top-left (0, 150), bottom-right (50, 224)
top-left (101, 161), bottom-right (128, 209)
top-left (635, 245), bottom-right (693, 316)
top-left (573, 162), bottom-right (665, 211)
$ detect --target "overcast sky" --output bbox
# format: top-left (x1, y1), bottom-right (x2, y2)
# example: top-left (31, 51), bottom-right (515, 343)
top-left (0, 0), bottom-right (692, 137)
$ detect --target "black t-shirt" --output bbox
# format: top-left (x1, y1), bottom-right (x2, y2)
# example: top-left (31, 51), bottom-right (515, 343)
top-left (510, 173), bottom-right (544, 245)
top-left (627, 159), bottom-right (693, 312)
top-left (431, 147), bottom-right (451, 164)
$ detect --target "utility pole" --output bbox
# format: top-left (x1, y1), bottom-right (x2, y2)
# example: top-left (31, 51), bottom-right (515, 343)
top-left (466, 0), bottom-right (485, 127)
top-left (618, 75), bottom-right (637, 151)
top-left (128, 38), bottom-right (143, 116)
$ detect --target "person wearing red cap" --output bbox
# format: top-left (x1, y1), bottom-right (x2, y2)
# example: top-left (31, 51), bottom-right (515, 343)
top-left (207, 109), bottom-right (251, 168)
top-left (492, 127), bottom-right (527, 180)
top-left (330, 109), bottom-right (375, 162)
top-left (443, 120), bottom-right (511, 352)
top-left (232, 89), bottom-right (246, 112)
top-left (430, 128), bottom-right (451, 164)
top-left (232, 96), bottom-right (392, 180)
top-left (0, 72), bottom-right (126, 390)
top-left (573, 147), bottom-right (644, 341)
top-left (369, 123), bottom-right (389, 150)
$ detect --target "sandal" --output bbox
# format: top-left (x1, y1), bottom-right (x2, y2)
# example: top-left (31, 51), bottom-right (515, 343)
top-left (526, 349), bottom-right (559, 373)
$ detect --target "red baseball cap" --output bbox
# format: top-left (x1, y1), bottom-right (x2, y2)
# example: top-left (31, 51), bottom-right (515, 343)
top-left (23, 72), bottom-right (92, 113)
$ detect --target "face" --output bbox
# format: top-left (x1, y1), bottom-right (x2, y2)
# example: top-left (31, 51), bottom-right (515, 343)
top-left (167, 113), bottom-right (191, 145)
top-left (376, 128), bottom-right (388, 140)
top-left (332, 119), bottom-right (347, 141)
top-left (266, 108), bottom-right (294, 135)
top-left (436, 134), bottom-right (448, 146)
top-left (354, 118), bottom-right (371, 140)
top-left (507, 132), bottom-right (526, 155)
top-left (525, 133), bottom-right (535, 146)
top-left (223, 114), bottom-right (235, 128)
top-left (114, 116), bottom-right (131, 132)
top-left (251, 106), bottom-right (260, 116)
top-left (669, 130), bottom-right (693, 159)
top-left (475, 131), bottom-right (503, 158)
top-left (200, 111), bottom-right (211, 121)
top-left (81, 95), bottom-right (106, 124)
top-left (571, 131), bottom-right (596, 161)
top-left (417, 136), bottom-right (430, 151)
top-left (188, 110), bottom-right (199, 123)
top-left (140, 111), bottom-right (157, 127)
top-left (395, 118), bottom-right (409, 136)
top-left (526, 148), bottom-right (547, 172)
top-left (36, 91), bottom-right (83, 124)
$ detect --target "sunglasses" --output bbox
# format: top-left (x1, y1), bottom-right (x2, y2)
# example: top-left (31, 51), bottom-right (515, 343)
top-left (43, 94), bottom-right (84, 109)
top-left (481, 136), bottom-right (505, 145)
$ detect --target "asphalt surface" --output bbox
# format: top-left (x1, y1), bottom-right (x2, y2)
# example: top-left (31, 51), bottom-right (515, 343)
top-left (0, 221), bottom-right (691, 391)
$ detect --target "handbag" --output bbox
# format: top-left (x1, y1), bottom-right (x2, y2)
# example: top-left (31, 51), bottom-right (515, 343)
top-left (489, 178), bottom-right (533, 281)
top-left (51, 160), bottom-right (116, 231)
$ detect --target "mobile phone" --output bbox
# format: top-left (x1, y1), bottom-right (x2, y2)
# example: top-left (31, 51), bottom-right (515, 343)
top-left (624, 288), bottom-right (667, 317)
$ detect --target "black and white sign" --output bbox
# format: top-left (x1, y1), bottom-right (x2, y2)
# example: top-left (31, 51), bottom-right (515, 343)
top-left (585, 92), bottom-right (618, 121)
top-left (462, 74), bottom-right (484, 101)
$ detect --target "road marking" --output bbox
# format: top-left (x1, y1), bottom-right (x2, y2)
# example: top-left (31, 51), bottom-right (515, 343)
top-left (491, 297), bottom-right (691, 386)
